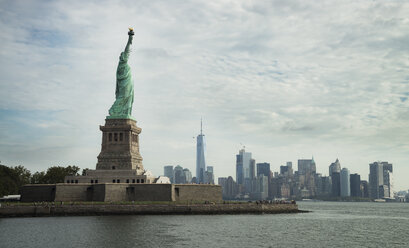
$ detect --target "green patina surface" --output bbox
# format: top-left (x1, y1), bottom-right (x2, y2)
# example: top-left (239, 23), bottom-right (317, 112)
top-left (107, 31), bottom-right (135, 120)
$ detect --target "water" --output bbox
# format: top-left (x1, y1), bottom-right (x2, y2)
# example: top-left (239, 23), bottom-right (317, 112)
top-left (1, 202), bottom-right (408, 248)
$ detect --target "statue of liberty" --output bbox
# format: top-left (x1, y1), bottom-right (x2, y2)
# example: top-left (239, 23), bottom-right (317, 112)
top-left (107, 28), bottom-right (135, 119)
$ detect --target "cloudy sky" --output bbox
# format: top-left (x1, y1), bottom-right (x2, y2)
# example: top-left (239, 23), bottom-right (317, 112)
top-left (0, 0), bottom-right (408, 190)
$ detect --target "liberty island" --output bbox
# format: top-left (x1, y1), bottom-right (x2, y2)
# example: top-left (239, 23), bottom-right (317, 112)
top-left (1, 29), bottom-right (298, 216)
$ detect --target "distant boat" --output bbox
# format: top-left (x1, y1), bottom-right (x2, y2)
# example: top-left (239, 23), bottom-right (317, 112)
top-left (301, 199), bottom-right (323, 202)
top-left (374, 199), bottom-right (386, 203)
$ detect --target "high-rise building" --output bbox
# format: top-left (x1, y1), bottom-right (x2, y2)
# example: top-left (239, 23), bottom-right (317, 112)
top-left (297, 158), bottom-right (317, 197)
top-left (369, 162), bottom-right (383, 199)
top-left (360, 180), bottom-right (369, 198)
top-left (174, 165), bottom-right (185, 184)
top-left (164, 165), bottom-right (174, 183)
top-left (340, 168), bottom-right (350, 197)
top-left (298, 158), bottom-right (316, 175)
top-left (331, 172), bottom-right (341, 197)
top-left (236, 148), bottom-right (252, 185)
top-left (183, 168), bottom-right (192, 183)
top-left (218, 176), bottom-right (238, 200)
top-left (205, 166), bottom-right (214, 184)
top-left (196, 120), bottom-right (206, 183)
top-left (329, 159), bottom-right (341, 178)
top-left (257, 163), bottom-right (270, 178)
top-left (350, 173), bottom-right (361, 197)
top-left (251, 175), bottom-right (269, 200)
top-left (250, 159), bottom-right (256, 180)
top-left (369, 161), bottom-right (393, 199)
top-left (383, 164), bottom-right (393, 199)
top-left (280, 162), bottom-right (293, 177)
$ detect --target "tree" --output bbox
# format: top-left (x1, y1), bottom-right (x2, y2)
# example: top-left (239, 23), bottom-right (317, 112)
top-left (30, 171), bottom-right (46, 184)
top-left (13, 165), bottom-right (31, 186)
top-left (82, 168), bottom-right (89, 176)
top-left (0, 165), bottom-right (19, 197)
top-left (39, 165), bottom-right (80, 184)
top-left (0, 164), bottom-right (31, 196)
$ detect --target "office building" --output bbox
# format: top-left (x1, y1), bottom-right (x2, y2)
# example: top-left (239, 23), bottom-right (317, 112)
top-left (329, 159), bottom-right (341, 178)
top-left (236, 148), bottom-right (252, 185)
top-left (196, 120), bottom-right (206, 183)
top-left (340, 168), bottom-right (350, 197)
top-left (350, 173), bottom-right (361, 197)
top-left (331, 172), bottom-right (341, 197)
top-left (257, 163), bottom-right (270, 178)
top-left (164, 165), bottom-right (174, 183)
top-left (369, 161), bottom-right (393, 199)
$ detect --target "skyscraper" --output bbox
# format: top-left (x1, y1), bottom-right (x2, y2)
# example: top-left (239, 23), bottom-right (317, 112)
top-left (205, 166), bottom-right (214, 184)
top-left (183, 168), bottom-right (192, 183)
top-left (196, 119), bottom-right (206, 183)
top-left (369, 162), bottom-right (383, 199)
top-left (164, 165), bottom-right (174, 183)
top-left (329, 159), bottom-right (341, 178)
top-left (383, 163), bottom-right (393, 199)
top-left (340, 168), bottom-right (350, 197)
top-left (236, 148), bottom-right (252, 185)
top-left (360, 180), bottom-right (369, 198)
top-left (280, 162), bottom-right (293, 177)
top-left (369, 161), bottom-right (392, 199)
top-left (174, 165), bottom-right (185, 184)
top-left (350, 173), bottom-right (361, 197)
top-left (331, 172), bottom-right (341, 197)
top-left (257, 163), bottom-right (270, 178)
top-left (298, 159), bottom-right (316, 175)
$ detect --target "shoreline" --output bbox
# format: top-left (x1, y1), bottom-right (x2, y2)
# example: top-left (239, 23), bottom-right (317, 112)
top-left (0, 202), bottom-right (302, 218)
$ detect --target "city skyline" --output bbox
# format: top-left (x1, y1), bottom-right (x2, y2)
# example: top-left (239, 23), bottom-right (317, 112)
top-left (1, 1), bottom-right (409, 190)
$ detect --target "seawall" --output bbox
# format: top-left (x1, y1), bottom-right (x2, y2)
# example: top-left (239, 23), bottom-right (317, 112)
top-left (0, 203), bottom-right (300, 217)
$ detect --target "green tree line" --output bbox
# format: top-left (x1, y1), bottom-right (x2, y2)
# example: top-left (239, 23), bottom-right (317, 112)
top-left (0, 164), bottom-right (81, 197)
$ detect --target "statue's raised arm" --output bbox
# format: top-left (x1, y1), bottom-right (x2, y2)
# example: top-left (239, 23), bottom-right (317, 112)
top-left (125, 28), bottom-right (134, 53)
top-left (107, 28), bottom-right (135, 120)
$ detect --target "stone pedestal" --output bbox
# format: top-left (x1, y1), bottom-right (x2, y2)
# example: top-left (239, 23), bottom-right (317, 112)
top-left (96, 119), bottom-right (143, 173)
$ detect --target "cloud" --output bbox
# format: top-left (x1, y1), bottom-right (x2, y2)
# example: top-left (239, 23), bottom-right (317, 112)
top-left (0, 0), bottom-right (409, 189)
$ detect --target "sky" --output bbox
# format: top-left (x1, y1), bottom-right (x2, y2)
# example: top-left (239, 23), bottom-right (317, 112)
top-left (0, 0), bottom-right (408, 190)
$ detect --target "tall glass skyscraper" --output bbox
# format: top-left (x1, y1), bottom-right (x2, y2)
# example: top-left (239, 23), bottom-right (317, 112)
top-left (340, 168), bottom-right (350, 197)
top-left (236, 148), bottom-right (252, 185)
top-left (164, 165), bottom-right (174, 183)
top-left (196, 120), bottom-right (206, 183)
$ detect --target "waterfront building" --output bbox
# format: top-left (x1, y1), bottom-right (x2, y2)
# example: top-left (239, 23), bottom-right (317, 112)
top-left (331, 172), bottom-right (341, 197)
top-left (340, 168), bottom-right (350, 197)
top-left (383, 165), bottom-right (393, 199)
top-left (360, 180), bottom-right (369, 198)
top-left (369, 161), bottom-right (393, 199)
top-left (350, 173), bottom-right (361, 197)
top-left (369, 162), bottom-right (383, 199)
top-left (315, 174), bottom-right (331, 197)
top-left (196, 120), bottom-right (206, 183)
top-left (164, 165), bottom-right (174, 183)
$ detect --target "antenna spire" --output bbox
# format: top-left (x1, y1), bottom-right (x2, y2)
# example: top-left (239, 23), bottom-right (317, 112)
top-left (200, 118), bottom-right (203, 135)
